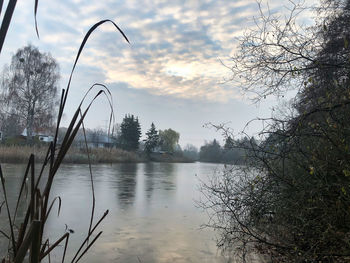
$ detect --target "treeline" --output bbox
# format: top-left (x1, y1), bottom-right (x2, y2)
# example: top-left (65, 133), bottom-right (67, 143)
top-left (198, 137), bottom-right (257, 164)
top-left (114, 115), bottom-right (182, 156)
top-left (69, 114), bottom-right (189, 162)
top-left (66, 114), bottom-right (258, 164)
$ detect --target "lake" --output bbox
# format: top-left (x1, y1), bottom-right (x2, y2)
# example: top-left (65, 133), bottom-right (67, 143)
top-left (0, 162), bottom-right (232, 262)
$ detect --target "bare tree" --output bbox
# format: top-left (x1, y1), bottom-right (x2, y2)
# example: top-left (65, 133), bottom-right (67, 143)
top-left (0, 44), bottom-right (60, 140)
top-left (228, 1), bottom-right (325, 101)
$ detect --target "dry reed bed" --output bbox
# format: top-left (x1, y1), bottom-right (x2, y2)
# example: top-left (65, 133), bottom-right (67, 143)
top-left (0, 145), bottom-right (141, 164)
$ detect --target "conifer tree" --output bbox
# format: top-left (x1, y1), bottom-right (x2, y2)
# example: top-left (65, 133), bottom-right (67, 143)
top-left (144, 122), bottom-right (159, 155)
top-left (119, 114), bottom-right (141, 151)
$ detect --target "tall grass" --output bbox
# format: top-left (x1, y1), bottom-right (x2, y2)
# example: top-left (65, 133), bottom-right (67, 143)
top-left (0, 0), bottom-right (129, 262)
top-left (0, 146), bottom-right (142, 164)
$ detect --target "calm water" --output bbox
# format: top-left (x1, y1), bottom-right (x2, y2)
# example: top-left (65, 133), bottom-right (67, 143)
top-left (0, 162), bottom-right (232, 262)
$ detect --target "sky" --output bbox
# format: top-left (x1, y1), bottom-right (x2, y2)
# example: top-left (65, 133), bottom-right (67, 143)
top-left (0, 0), bottom-right (317, 147)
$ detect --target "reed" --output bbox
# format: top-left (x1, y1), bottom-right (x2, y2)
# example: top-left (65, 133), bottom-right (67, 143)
top-left (0, 0), bottom-right (129, 262)
top-left (0, 146), bottom-right (142, 164)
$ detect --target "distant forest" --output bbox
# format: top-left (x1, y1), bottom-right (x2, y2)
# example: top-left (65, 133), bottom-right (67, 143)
top-left (195, 137), bottom-right (257, 164)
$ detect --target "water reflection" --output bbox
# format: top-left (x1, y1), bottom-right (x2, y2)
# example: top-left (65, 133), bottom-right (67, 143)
top-left (1, 162), bottom-right (231, 263)
top-left (144, 162), bottom-right (156, 201)
top-left (157, 163), bottom-right (176, 191)
top-left (115, 163), bottom-right (138, 209)
top-left (142, 162), bottom-right (177, 209)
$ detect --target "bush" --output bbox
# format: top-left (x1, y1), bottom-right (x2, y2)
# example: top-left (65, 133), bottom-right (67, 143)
top-left (200, 0), bottom-right (350, 261)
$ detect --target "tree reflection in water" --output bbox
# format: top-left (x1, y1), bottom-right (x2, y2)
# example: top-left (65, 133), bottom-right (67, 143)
top-left (115, 163), bottom-right (138, 209)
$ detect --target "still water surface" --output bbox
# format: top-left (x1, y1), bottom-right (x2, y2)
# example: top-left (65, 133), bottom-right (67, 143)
top-left (0, 162), bottom-right (231, 263)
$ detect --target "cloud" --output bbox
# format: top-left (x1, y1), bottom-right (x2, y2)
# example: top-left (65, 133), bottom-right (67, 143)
top-left (0, 0), bottom-right (317, 143)
top-left (1, 0), bottom-right (318, 103)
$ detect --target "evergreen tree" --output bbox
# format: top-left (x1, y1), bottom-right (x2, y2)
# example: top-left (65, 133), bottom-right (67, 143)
top-left (144, 122), bottom-right (159, 155)
top-left (119, 114), bottom-right (141, 151)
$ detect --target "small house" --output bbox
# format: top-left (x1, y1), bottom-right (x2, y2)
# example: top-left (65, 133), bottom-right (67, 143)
top-left (38, 135), bottom-right (54, 142)
top-left (21, 128), bottom-right (54, 143)
top-left (73, 131), bottom-right (115, 148)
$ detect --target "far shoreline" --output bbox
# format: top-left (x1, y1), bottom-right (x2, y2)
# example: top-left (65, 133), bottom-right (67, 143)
top-left (0, 145), bottom-right (194, 164)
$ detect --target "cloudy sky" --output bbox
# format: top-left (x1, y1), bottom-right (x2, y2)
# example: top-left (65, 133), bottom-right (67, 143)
top-left (0, 0), bottom-right (317, 147)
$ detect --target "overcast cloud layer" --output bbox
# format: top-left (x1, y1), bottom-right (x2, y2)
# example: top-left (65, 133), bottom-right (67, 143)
top-left (0, 0), bottom-right (317, 147)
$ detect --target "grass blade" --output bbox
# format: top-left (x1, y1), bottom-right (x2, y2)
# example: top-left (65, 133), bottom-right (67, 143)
top-left (78, 83), bottom-right (115, 240)
top-left (0, 165), bottom-right (17, 256)
top-left (71, 210), bottom-right (108, 263)
top-left (40, 233), bottom-right (69, 261)
top-left (52, 89), bottom-right (104, 177)
top-left (45, 196), bottom-right (61, 221)
top-left (35, 141), bottom-right (54, 190)
top-left (30, 220), bottom-right (41, 262)
top-left (61, 20), bottom-right (129, 124)
top-left (74, 231), bottom-right (103, 263)
top-left (52, 89), bottom-right (65, 169)
top-left (62, 231), bottom-right (69, 263)
top-left (0, 229), bottom-right (9, 239)
top-left (0, 0), bottom-right (4, 17)
top-left (15, 205), bottom-right (31, 252)
top-left (40, 238), bottom-right (49, 257)
top-left (30, 155), bottom-right (35, 221)
top-left (14, 220), bottom-right (40, 263)
top-left (0, 0), bottom-right (18, 54)
top-left (13, 154), bottom-right (34, 223)
top-left (80, 114), bottom-right (95, 242)
top-left (34, 0), bottom-right (39, 38)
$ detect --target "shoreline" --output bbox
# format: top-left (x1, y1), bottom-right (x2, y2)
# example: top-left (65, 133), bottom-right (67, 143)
top-left (0, 145), bottom-right (194, 164)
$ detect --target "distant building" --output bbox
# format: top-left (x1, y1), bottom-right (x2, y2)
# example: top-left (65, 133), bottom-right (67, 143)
top-left (21, 128), bottom-right (28, 137)
top-left (21, 128), bottom-right (54, 143)
top-left (74, 132), bottom-right (115, 148)
top-left (38, 135), bottom-right (54, 142)
top-left (86, 133), bottom-right (114, 148)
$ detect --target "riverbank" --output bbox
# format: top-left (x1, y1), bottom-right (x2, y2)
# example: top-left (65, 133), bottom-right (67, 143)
top-left (0, 145), bottom-right (193, 164)
top-left (0, 145), bottom-right (141, 163)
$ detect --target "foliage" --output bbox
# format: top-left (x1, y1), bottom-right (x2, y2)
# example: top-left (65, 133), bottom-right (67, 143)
top-left (199, 139), bottom-right (222, 163)
top-left (0, 45), bottom-right (60, 140)
top-left (222, 138), bottom-right (252, 164)
top-left (200, 0), bottom-right (350, 261)
top-left (198, 137), bottom-right (251, 164)
top-left (144, 122), bottom-right (159, 155)
top-left (159, 128), bottom-right (179, 153)
top-left (119, 114), bottom-right (141, 151)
